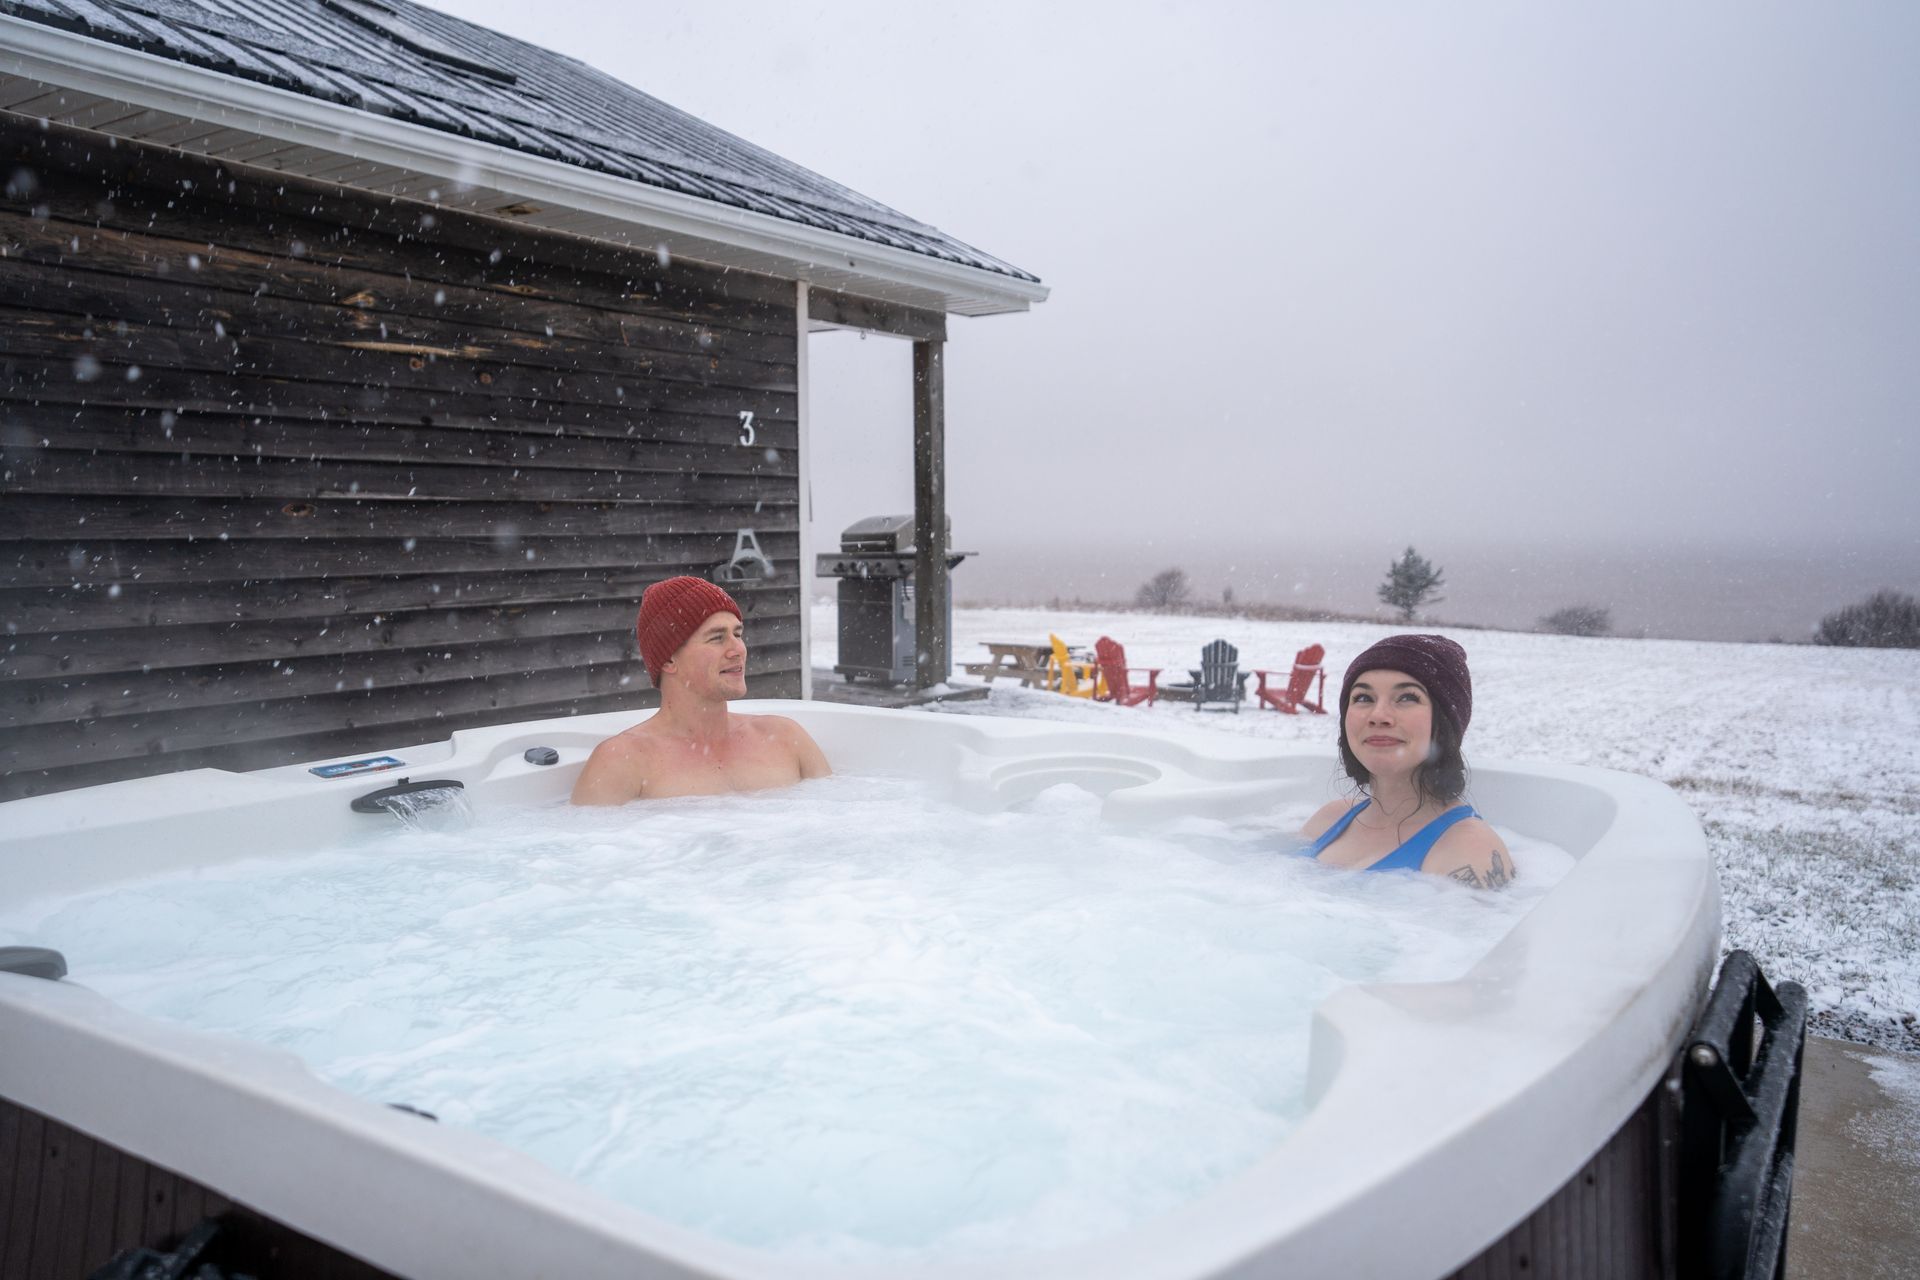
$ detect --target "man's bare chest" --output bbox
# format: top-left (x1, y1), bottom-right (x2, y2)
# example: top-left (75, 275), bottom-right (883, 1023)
top-left (647, 738), bottom-right (798, 797)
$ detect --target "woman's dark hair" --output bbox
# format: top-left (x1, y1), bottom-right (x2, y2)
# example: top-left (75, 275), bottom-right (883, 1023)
top-left (1339, 685), bottom-right (1468, 807)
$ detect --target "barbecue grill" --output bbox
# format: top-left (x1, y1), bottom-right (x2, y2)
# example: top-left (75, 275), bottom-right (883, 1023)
top-left (815, 515), bottom-right (971, 683)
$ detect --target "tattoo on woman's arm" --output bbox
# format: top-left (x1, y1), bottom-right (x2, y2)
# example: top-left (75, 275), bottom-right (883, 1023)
top-left (1447, 865), bottom-right (1483, 889)
top-left (1487, 849), bottom-right (1511, 890)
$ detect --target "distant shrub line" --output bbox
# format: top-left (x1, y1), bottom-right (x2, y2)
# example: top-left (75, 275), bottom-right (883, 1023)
top-left (1538, 604), bottom-right (1612, 637)
top-left (957, 575), bottom-right (1920, 649)
top-left (1815, 589), bottom-right (1920, 649)
top-left (992, 595), bottom-right (1456, 629)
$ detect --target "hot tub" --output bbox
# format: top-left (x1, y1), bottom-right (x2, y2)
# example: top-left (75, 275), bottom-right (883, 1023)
top-left (0, 701), bottom-right (1720, 1279)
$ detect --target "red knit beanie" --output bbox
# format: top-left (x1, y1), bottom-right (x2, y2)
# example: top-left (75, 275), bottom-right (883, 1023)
top-left (635, 576), bottom-right (742, 685)
top-left (1339, 634), bottom-right (1473, 736)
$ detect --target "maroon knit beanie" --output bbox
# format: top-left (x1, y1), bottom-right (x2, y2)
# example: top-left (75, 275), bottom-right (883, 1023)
top-left (1339, 634), bottom-right (1472, 736)
top-left (635, 576), bottom-right (742, 685)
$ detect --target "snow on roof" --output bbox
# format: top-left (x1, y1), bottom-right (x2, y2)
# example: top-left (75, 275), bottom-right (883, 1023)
top-left (0, 0), bottom-right (1040, 286)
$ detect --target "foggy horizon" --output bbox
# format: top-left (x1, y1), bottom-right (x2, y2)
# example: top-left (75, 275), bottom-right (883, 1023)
top-left (428, 0), bottom-right (1920, 640)
top-left (941, 535), bottom-right (1917, 643)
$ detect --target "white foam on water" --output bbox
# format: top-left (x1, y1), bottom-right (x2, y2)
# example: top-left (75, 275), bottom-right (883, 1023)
top-left (0, 776), bottom-right (1570, 1261)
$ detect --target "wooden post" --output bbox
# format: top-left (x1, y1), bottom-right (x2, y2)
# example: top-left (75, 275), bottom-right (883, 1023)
top-left (796, 283), bottom-right (813, 699)
top-left (912, 339), bottom-right (949, 689)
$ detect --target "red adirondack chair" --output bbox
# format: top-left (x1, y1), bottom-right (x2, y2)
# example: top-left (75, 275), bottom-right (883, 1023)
top-left (1094, 636), bottom-right (1160, 707)
top-left (1254, 644), bottom-right (1328, 714)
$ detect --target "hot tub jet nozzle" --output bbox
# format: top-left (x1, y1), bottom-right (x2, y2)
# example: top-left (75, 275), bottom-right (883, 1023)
top-left (350, 776), bottom-right (466, 815)
top-left (0, 946), bottom-right (67, 981)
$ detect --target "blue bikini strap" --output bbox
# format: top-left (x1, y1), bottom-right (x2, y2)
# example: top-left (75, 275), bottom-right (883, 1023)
top-left (1305, 801), bottom-right (1368, 856)
top-left (1367, 805), bottom-right (1479, 872)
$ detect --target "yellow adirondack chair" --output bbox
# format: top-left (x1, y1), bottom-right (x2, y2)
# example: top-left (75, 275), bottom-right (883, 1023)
top-left (1048, 633), bottom-right (1103, 698)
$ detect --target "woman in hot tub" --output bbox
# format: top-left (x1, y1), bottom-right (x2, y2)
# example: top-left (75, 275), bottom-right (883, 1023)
top-left (1299, 634), bottom-right (1514, 888)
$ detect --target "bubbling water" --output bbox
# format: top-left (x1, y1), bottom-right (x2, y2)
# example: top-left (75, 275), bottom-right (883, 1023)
top-left (1, 775), bottom-right (1569, 1262)
top-left (368, 784), bottom-right (473, 831)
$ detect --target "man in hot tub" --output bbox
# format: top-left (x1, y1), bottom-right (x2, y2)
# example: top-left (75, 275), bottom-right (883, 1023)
top-left (571, 576), bottom-right (831, 804)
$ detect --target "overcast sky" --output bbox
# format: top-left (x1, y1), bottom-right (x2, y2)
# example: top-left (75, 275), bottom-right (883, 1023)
top-left (430, 0), bottom-right (1918, 632)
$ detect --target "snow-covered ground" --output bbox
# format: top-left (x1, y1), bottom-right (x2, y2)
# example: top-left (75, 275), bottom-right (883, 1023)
top-left (812, 602), bottom-right (1920, 1052)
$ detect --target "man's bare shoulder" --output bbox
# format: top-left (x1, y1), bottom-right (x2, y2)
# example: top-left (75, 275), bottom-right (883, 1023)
top-left (735, 712), bottom-right (804, 737)
top-left (570, 722), bottom-right (669, 805)
top-left (610, 721), bottom-right (667, 749)
top-left (737, 713), bottom-right (831, 777)
top-left (587, 718), bottom-right (677, 761)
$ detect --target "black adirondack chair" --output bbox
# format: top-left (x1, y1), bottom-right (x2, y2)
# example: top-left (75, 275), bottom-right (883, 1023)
top-left (1166, 639), bottom-right (1250, 711)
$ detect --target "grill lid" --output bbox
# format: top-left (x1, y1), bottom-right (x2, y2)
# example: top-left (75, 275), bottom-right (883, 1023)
top-left (839, 514), bottom-right (950, 554)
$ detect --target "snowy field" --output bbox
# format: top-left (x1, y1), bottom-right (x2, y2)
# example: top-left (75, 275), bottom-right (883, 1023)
top-left (812, 603), bottom-right (1920, 1052)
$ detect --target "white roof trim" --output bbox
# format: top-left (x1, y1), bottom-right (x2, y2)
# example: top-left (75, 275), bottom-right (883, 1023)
top-left (0, 13), bottom-right (1048, 316)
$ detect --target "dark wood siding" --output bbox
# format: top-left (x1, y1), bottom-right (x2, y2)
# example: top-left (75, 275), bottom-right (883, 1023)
top-left (0, 116), bottom-right (803, 800)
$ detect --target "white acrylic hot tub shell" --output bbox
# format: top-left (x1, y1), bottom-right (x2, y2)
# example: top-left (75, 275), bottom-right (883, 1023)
top-left (0, 701), bottom-right (1721, 1280)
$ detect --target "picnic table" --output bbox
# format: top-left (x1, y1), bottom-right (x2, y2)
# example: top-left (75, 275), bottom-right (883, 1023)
top-left (961, 642), bottom-right (1053, 688)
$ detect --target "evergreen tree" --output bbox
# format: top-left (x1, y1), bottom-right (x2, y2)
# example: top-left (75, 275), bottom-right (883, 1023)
top-left (1378, 546), bottom-right (1445, 622)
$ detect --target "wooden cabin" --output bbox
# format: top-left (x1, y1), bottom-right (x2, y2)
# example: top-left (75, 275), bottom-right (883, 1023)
top-left (0, 0), bottom-right (1045, 800)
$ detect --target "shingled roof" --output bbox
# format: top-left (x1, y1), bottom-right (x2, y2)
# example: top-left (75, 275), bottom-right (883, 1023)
top-left (0, 0), bottom-right (1043, 311)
